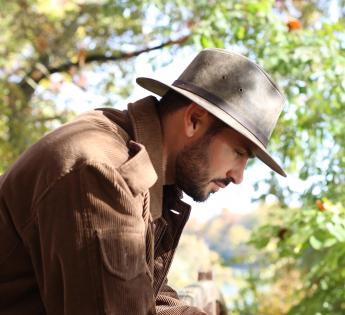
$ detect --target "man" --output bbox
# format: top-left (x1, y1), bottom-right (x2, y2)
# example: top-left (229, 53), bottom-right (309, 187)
top-left (0, 48), bottom-right (286, 314)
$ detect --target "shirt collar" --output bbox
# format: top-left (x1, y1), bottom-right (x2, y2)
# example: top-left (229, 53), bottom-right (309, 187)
top-left (128, 96), bottom-right (164, 220)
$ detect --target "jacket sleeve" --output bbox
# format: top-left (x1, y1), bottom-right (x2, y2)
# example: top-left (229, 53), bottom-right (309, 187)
top-left (156, 279), bottom-right (207, 315)
top-left (29, 162), bottom-right (156, 315)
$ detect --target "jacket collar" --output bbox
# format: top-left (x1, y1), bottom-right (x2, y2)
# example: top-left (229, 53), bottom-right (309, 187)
top-left (128, 96), bottom-right (164, 220)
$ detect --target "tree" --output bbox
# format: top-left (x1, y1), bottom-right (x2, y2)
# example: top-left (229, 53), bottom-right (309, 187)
top-left (0, 0), bottom-right (190, 171)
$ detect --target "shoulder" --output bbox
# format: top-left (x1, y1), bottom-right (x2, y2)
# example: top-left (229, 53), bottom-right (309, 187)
top-left (38, 110), bottom-right (131, 171)
top-left (3, 110), bottom-right (157, 201)
top-left (2, 110), bottom-right (130, 195)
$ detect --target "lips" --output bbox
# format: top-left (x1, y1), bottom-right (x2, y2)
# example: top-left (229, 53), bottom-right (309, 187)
top-left (214, 180), bottom-right (226, 189)
top-left (213, 178), bottom-right (232, 189)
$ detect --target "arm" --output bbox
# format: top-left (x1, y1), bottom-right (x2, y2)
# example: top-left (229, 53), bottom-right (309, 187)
top-left (29, 162), bottom-right (155, 315)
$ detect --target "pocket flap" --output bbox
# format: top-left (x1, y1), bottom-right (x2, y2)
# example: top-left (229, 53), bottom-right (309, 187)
top-left (96, 229), bottom-right (146, 281)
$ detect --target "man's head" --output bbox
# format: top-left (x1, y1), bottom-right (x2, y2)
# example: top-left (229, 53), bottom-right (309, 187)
top-left (157, 90), bottom-right (254, 201)
top-left (137, 48), bottom-right (286, 200)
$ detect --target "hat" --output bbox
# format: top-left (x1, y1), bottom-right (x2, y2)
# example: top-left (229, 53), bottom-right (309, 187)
top-left (136, 48), bottom-right (286, 177)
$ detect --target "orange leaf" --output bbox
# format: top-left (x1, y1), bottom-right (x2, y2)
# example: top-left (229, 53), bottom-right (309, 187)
top-left (287, 17), bottom-right (301, 31)
top-left (78, 48), bottom-right (87, 67)
top-left (316, 200), bottom-right (325, 212)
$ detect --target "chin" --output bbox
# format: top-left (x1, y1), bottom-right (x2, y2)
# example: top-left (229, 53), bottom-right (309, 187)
top-left (179, 184), bottom-right (210, 203)
top-left (190, 191), bottom-right (211, 203)
top-left (192, 196), bottom-right (207, 203)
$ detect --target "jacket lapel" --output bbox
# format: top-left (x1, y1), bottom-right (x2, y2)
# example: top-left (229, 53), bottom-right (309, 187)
top-left (128, 97), bottom-right (164, 220)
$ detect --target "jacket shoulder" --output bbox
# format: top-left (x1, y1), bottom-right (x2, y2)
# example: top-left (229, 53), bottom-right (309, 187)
top-left (1, 110), bottom-right (131, 201)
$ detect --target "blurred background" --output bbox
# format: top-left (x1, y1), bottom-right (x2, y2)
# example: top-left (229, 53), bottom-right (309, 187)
top-left (1, 0), bottom-right (345, 314)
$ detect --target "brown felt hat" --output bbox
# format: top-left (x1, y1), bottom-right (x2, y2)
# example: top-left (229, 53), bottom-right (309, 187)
top-left (136, 48), bottom-right (286, 177)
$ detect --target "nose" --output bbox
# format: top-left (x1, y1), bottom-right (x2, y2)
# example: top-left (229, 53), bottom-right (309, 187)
top-left (226, 159), bottom-right (247, 184)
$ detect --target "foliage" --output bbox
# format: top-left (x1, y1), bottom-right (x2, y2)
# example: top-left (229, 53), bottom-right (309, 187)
top-left (231, 200), bottom-right (345, 314)
top-left (0, 0), bottom-right (190, 172)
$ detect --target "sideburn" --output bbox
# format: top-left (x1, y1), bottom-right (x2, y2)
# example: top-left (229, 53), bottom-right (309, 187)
top-left (174, 130), bottom-right (218, 202)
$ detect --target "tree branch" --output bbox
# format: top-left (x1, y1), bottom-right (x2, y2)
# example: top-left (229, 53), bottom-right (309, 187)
top-left (31, 115), bottom-right (67, 123)
top-left (28, 34), bottom-right (190, 85)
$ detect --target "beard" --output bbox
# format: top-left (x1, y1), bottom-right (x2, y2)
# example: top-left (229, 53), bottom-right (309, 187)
top-left (175, 135), bottom-right (214, 202)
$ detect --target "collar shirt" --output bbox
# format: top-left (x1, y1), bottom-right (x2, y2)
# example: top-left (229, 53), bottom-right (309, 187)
top-left (0, 97), bottom-right (206, 314)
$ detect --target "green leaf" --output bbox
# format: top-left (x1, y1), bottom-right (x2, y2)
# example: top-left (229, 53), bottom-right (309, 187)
top-left (200, 34), bottom-right (210, 48)
top-left (235, 26), bottom-right (246, 40)
top-left (309, 234), bottom-right (337, 250)
top-left (327, 223), bottom-right (345, 242)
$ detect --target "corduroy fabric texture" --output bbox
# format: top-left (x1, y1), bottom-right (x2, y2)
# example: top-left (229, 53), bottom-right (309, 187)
top-left (0, 97), bottom-right (206, 314)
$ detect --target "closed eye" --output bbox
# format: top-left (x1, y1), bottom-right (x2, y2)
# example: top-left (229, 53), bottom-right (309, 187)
top-left (236, 148), bottom-right (255, 159)
top-left (235, 150), bottom-right (246, 157)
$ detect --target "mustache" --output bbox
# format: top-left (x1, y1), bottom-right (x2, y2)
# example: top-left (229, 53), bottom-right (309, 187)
top-left (211, 177), bottom-right (233, 187)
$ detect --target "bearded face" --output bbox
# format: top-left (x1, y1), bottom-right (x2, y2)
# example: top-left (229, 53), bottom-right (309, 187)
top-left (175, 134), bottom-right (212, 202)
top-left (174, 125), bottom-right (252, 202)
top-left (175, 132), bottom-right (232, 202)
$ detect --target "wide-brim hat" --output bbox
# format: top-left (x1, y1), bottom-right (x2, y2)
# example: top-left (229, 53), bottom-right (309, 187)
top-left (136, 48), bottom-right (286, 177)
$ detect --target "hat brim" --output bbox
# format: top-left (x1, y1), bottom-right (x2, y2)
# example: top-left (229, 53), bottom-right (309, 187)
top-left (136, 77), bottom-right (286, 177)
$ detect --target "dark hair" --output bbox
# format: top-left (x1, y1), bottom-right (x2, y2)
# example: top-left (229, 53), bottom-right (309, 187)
top-left (158, 89), bottom-right (192, 117)
top-left (206, 116), bottom-right (227, 137)
top-left (158, 89), bottom-right (227, 136)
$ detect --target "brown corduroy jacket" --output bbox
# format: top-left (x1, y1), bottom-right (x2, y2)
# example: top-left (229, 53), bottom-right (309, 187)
top-left (0, 97), bottom-right (206, 315)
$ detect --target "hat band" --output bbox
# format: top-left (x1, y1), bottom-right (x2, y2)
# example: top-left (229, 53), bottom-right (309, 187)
top-left (173, 80), bottom-right (268, 147)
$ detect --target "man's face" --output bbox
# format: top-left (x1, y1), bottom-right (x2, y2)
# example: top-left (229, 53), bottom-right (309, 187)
top-left (175, 127), bottom-right (253, 202)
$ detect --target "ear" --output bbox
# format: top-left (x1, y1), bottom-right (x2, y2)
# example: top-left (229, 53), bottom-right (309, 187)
top-left (183, 103), bottom-right (210, 138)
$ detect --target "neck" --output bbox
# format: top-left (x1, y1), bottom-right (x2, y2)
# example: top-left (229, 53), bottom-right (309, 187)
top-left (163, 144), bottom-right (176, 185)
top-left (161, 115), bottom-right (184, 185)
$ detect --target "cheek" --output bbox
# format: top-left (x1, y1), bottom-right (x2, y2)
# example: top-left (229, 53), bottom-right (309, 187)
top-left (207, 141), bottom-right (236, 174)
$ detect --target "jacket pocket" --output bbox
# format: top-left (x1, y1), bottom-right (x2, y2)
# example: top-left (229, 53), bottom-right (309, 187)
top-left (96, 229), bottom-right (146, 281)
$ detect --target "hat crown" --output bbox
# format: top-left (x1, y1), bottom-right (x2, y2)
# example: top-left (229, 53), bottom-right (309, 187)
top-left (174, 49), bottom-right (285, 147)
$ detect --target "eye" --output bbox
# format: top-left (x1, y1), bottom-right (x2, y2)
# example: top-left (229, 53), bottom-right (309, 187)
top-left (235, 149), bottom-right (245, 157)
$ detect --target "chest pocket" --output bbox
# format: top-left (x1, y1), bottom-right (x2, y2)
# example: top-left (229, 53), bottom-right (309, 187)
top-left (96, 229), bottom-right (146, 281)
